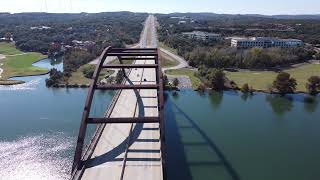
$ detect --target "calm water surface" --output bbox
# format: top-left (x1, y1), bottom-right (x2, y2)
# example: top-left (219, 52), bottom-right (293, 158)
top-left (166, 90), bottom-right (320, 180)
top-left (0, 58), bottom-right (319, 180)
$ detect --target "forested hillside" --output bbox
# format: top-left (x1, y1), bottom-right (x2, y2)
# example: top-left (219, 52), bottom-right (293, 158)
top-left (0, 12), bottom-right (148, 53)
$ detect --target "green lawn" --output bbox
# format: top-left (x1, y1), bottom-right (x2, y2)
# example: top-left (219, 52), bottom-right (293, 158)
top-left (0, 42), bottom-right (23, 55)
top-left (159, 42), bottom-right (178, 54)
top-left (110, 58), bottom-right (134, 65)
top-left (226, 63), bottom-right (320, 92)
top-left (166, 68), bottom-right (201, 88)
top-left (160, 51), bottom-right (179, 68)
top-left (68, 64), bottom-right (114, 85)
top-left (0, 52), bottom-right (47, 81)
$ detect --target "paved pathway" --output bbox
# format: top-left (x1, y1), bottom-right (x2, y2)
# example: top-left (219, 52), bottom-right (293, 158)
top-left (0, 55), bottom-right (5, 78)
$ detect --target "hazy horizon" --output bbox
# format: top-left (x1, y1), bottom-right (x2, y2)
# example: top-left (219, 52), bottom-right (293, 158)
top-left (1, 11), bottom-right (320, 16)
top-left (0, 0), bottom-right (319, 15)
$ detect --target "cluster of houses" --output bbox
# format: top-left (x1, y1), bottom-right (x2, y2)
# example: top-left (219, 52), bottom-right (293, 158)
top-left (30, 26), bottom-right (52, 30)
top-left (0, 34), bottom-right (13, 42)
top-left (0, 37), bottom-right (13, 42)
top-left (64, 40), bottom-right (96, 50)
top-left (170, 16), bottom-right (195, 25)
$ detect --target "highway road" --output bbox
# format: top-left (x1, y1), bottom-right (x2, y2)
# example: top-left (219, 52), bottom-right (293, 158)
top-left (81, 15), bottom-right (163, 180)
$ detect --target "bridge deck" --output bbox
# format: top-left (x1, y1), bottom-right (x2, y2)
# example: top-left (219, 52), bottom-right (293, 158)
top-left (75, 15), bottom-right (164, 180)
top-left (81, 59), bottom-right (162, 180)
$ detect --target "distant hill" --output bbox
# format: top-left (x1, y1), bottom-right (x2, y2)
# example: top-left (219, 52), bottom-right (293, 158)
top-left (270, 15), bottom-right (320, 20)
top-left (165, 12), bottom-right (320, 20)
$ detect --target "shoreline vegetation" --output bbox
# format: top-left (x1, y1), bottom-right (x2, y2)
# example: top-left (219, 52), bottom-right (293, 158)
top-left (159, 41), bottom-right (320, 94)
top-left (166, 64), bottom-right (320, 94)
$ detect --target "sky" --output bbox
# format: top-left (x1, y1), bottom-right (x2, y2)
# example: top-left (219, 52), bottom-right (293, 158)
top-left (0, 0), bottom-right (319, 15)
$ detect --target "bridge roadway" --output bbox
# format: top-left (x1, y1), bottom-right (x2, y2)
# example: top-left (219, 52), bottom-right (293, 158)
top-left (81, 15), bottom-right (163, 180)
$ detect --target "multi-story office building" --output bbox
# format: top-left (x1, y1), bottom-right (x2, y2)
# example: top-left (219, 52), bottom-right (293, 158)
top-left (183, 31), bottom-right (222, 41)
top-left (231, 37), bottom-right (303, 48)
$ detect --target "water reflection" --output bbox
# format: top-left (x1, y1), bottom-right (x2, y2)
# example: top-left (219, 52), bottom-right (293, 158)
top-left (166, 93), bottom-right (240, 180)
top-left (171, 90), bottom-right (180, 100)
top-left (303, 96), bottom-right (319, 113)
top-left (240, 92), bottom-right (253, 102)
top-left (49, 57), bottom-right (63, 66)
top-left (208, 91), bottom-right (224, 109)
top-left (265, 95), bottom-right (294, 116)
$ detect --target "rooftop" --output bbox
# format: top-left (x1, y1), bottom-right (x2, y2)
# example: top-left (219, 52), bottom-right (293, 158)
top-left (232, 37), bottom-right (302, 42)
top-left (182, 31), bottom-right (221, 36)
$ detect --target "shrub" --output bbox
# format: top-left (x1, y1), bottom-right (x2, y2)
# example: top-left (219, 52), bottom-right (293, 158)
top-left (197, 83), bottom-right (206, 93)
top-left (82, 65), bottom-right (95, 79)
top-left (207, 69), bottom-right (225, 90)
top-left (173, 78), bottom-right (179, 87)
top-left (272, 72), bottom-right (297, 95)
top-left (241, 83), bottom-right (250, 93)
top-left (306, 76), bottom-right (320, 95)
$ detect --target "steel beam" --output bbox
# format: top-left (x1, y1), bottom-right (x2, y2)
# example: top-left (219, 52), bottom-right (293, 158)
top-left (96, 84), bottom-right (159, 90)
top-left (103, 64), bottom-right (158, 69)
top-left (87, 117), bottom-right (159, 124)
top-left (107, 52), bottom-right (158, 56)
top-left (111, 48), bottom-right (157, 51)
top-left (117, 57), bottom-right (156, 61)
top-left (72, 46), bottom-right (112, 172)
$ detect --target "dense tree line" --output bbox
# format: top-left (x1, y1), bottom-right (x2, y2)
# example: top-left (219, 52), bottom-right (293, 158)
top-left (169, 41), bottom-right (314, 69)
top-left (63, 49), bottom-right (96, 76)
top-left (0, 12), bottom-right (148, 53)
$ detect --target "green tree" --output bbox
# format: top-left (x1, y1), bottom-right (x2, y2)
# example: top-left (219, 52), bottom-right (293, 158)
top-left (241, 83), bottom-right (250, 93)
top-left (45, 68), bottom-right (64, 87)
top-left (4, 32), bottom-right (12, 41)
top-left (272, 72), bottom-right (297, 95)
top-left (197, 83), bottom-right (206, 93)
top-left (163, 75), bottom-right (169, 87)
top-left (115, 70), bottom-right (125, 84)
top-left (172, 78), bottom-right (180, 87)
top-left (306, 76), bottom-right (320, 95)
top-left (207, 69), bottom-right (225, 90)
top-left (82, 65), bottom-right (95, 79)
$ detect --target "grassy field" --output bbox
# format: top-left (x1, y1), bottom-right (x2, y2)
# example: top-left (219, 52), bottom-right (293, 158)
top-left (0, 42), bottom-right (48, 85)
top-left (0, 52), bottom-right (47, 81)
top-left (226, 63), bottom-right (320, 92)
top-left (68, 64), bottom-right (115, 85)
top-left (110, 59), bottom-right (134, 65)
top-left (160, 51), bottom-right (179, 68)
top-left (166, 68), bottom-right (201, 88)
top-left (0, 42), bottom-right (23, 55)
top-left (159, 42), bottom-right (178, 54)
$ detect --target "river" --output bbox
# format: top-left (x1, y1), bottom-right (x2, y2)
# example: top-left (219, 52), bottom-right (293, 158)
top-left (0, 58), bottom-right (319, 180)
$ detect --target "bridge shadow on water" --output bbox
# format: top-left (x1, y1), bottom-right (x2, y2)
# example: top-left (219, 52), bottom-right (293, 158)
top-left (85, 75), bottom-right (160, 168)
top-left (165, 93), bottom-right (241, 180)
